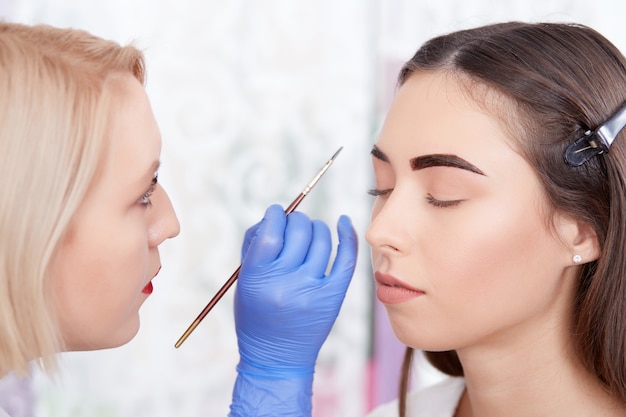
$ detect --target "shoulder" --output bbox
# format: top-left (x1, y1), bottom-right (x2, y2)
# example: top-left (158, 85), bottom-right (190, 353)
top-left (0, 408), bottom-right (8, 417)
top-left (366, 376), bottom-right (465, 417)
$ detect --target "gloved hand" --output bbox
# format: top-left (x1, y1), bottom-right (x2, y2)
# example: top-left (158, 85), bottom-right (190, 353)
top-left (229, 204), bottom-right (358, 416)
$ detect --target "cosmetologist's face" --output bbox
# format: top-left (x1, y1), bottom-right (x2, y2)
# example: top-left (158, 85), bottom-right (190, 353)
top-left (366, 71), bottom-right (576, 353)
top-left (50, 75), bottom-right (180, 351)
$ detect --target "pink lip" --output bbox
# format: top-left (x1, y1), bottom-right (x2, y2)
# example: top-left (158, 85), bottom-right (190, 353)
top-left (374, 272), bottom-right (424, 304)
top-left (142, 266), bottom-right (161, 295)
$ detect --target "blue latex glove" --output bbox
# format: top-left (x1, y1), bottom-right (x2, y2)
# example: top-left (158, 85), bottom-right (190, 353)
top-left (229, 204), bottom-right (358, 417)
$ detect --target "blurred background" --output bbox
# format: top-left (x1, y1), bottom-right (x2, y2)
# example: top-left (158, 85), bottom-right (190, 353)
top-left (1, 0), bottom-right (626, 416)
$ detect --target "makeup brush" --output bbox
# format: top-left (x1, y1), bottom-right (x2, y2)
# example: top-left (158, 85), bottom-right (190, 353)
top-left (174, 146), bottom-right (343, 348)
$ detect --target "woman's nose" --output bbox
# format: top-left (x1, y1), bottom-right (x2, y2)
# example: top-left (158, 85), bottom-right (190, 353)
top-left (365, 194), bottom-right (413, 255)
top-left (147, 184), bottom-right (180, 247)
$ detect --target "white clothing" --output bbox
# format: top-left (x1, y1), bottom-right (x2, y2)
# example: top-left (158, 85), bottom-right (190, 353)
top-left (0, 407), bottom-right (8, 417)
top-left (367, 377), bottom-right (465, 417)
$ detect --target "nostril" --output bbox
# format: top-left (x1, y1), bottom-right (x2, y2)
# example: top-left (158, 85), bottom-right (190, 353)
top-left (382, 243), bottom-right (401, 252)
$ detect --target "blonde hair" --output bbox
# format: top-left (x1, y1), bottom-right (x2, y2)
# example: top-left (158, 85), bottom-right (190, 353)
top-left (0, 22), bottom-right (145, 375)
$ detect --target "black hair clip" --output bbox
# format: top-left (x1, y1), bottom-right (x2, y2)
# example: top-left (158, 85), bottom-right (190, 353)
top-left (564, 103), bottom-right (626, 167)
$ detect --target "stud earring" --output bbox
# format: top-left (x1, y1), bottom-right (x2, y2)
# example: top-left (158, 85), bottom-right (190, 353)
top-left (573, 254), bottom-right (582, 264)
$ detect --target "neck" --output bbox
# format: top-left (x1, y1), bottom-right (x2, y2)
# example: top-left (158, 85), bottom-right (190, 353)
top-left (455, 319), bottom-right (624, 417)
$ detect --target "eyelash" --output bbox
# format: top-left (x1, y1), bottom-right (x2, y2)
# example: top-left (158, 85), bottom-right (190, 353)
top-left (425, 194), bottom-right (462, 208)
top-left (367, 188), bottom-right (462, 208)
top-left (140, 174), bottom-right (158, 207)
top-left (367, 188), bottom-right (392, 197)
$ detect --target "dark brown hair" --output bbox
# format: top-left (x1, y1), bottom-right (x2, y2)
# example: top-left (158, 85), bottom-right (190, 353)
top-left (395, 22), bottom-right (626, 415)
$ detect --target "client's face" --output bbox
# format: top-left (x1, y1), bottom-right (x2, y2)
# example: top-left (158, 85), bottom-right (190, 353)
top-left (50, 75), bottom-right (180, 351)
top-left (366, 71), bottom-right (577, 353)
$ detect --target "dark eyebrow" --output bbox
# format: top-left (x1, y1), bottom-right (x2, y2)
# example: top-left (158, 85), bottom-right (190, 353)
top-left (371, 145), bottom-right (484, 175)
top-left (370, 145), bottom-right (389, 162)
top-left (411, 154), bottom-right (485, 175)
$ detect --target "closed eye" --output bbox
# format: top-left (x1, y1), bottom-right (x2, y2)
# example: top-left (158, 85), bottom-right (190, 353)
top-left (426, 193), bottom-right (462, 208)
top-left (368, 188), bottom-right (393, 197)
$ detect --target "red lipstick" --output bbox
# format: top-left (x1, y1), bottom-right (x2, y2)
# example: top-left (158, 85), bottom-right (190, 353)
top-left (142, 281), bottom-right (153, 295)
top-left (142, 266), bottom-right (161, 295)
top-left (375, 272), bottom-right (424, 304)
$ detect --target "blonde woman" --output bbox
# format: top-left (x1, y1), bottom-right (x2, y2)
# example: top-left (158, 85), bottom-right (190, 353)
top-left (0, 21), bottom-right (181, 378)
top-left (0, 21), bottom-right (357, 415)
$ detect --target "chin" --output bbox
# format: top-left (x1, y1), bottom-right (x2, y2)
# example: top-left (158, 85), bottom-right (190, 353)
top-left (65, 320), bottom-right (140, 351)
top-left (110, 320), bottom-right (141, 348)
top-left (392, 326), bottom-right (460, 353)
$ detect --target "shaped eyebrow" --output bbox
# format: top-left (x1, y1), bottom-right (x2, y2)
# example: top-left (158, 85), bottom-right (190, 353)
top-left (370, 145), bottom-right (389, 162)
top-left (411, 154), bottom-right (485, 175)
top-left (370, 145), bottom-right (485, 176)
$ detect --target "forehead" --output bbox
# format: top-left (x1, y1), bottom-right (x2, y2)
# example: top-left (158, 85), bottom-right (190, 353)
top-left (70, 74), bottom-right (161, 211)
top-left (376, 71), bottom-right (522, 173)
top-left (100, 75), bottom-right (161, 179)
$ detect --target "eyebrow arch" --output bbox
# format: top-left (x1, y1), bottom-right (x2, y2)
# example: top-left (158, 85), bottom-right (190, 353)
top-left (147, 160), bottom-right (161, 178)
top-left (371, 145), bottom-right (484, 175)
top-left (139, 160), bottom-right (161, 187)
top-left (370, 145), bottom-right (389, 162)
top-left (412, 154), bottom-right (485, 175)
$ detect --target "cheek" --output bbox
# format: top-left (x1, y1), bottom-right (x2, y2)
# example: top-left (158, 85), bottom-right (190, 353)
top-left (50, 228), bottom-right (150, 347)
top-left (391, 207), bottom-right (565, 350)
top-left (426, 200), bottom-right (563, 308)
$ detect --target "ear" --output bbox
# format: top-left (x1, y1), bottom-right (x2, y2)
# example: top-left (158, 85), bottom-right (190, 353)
top-left (556, 215), bottom-right (600, 264)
